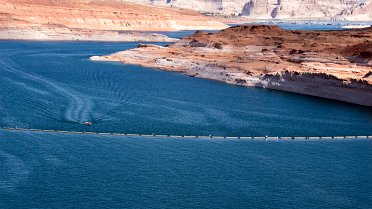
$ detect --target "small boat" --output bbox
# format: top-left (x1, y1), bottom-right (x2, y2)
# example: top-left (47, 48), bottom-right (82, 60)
top-left (82, 121), bottom-right (93, 126)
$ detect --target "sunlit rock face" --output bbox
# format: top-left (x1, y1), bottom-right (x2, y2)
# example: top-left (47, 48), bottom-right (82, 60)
top-left (125, 0), bottom-right (249, 15)
top-left (0, 0), bottom-right (227, 32)
top-left (91, 25), bottom-right (372, 106)
top-left (124, 0), bottom-right (372, 20)
top-left (333, 0), bottom-right (372, 20)
top-left (241, 0), bottom-right (372, 19)
top-left (0, 0), bottom-right (228, 41)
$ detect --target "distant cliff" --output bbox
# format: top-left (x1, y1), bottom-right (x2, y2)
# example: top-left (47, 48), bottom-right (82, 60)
top-left (0, 0), bottom-right (227, 32)
top-left (124, 0), bottom-right (248, 16)
top-left (124, 0), bottom-right (372, 20)
top-left (0, 0), bottom-right (227, 41)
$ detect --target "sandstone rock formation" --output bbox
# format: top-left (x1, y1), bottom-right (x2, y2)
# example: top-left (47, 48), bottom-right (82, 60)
top-left (242, 0), bottom-right (372, 20)
top-left (0, 28), bottom-right (179, 42)
top-left (124, 0), bottom-right (372, 20)
top-left (91, 25), bottom-right (372, 106)
top-left (333, 0), bottom-right (372, 21)
top-left (0, 0), bottom-right (227, 41)
top-left (125, 0), bottom-right (248, 16)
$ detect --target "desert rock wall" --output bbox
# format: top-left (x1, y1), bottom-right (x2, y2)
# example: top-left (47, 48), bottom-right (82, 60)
top-left (0, 0), bottom-right (227, 31)
top-left (123, 0), bottom-right (372, 20)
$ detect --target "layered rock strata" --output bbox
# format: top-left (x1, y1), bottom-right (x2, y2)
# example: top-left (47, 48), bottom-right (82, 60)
top-left (91, 25), bottom-right (372, 106)
top-left (0, 27), bottom-right (178, 42)
top-left (124, 0), bottom-right (372, 20)
top-left (0, 0), bottom-right (227, 41)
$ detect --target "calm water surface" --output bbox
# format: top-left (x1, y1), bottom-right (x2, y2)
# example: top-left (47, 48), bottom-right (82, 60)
top-left (0, 41), bottom-right (371, 136)
top-left (0, 35), bottom-right (371, 208)
top-left (0, 131), bottom-right (371, 209)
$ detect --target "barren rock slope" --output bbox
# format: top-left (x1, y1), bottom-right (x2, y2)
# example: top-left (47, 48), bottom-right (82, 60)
top-left (92, 25), bottom-right (372, 106)
top-left (0, 0), bottom-right (227, 41)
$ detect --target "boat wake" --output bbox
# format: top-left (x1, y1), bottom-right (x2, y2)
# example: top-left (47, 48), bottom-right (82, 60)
top-left (0, 57), bottom-right (94, 124)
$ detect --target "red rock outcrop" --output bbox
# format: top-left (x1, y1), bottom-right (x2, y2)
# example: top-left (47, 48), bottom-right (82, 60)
top-left (92, 25), bottom-right (372, 106)
top-left (0, 0), bottom-right (227, 41)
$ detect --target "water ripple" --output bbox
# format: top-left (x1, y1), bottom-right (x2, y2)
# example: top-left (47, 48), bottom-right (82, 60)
top-left (0, 57), bottom-right (94, 123)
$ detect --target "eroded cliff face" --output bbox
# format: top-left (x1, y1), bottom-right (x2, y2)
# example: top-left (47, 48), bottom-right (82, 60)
top-left (125, 0), bottom-right (248, 16)
top-left (124, 0), bottom-right (372, 20)
top-left (0, 0), bottom-right (227, 41)
top-left (242, 0), bottom-right (372, 20)
top-left (91, 25), bottom-right (372, 106)
top-left (334, 0), bottom-right (372, 20)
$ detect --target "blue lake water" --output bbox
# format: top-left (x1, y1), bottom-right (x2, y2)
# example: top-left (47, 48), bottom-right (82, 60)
top-left (0, 41), bottom-right (371, 137)
top-left (0, 37), bottom-right (371, 208)
top-left (0, 131), bottom-right (371, 209)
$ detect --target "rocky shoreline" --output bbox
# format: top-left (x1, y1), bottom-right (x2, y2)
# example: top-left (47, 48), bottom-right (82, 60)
top-left (0, 27), bottom-right (178, 42)
top-left (91, 25), bottom-right (372, 106)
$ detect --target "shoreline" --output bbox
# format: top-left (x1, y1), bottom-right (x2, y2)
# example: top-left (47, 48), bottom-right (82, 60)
top-left (0, 28), bottom-right (179, 42)
top-left (91, 54), bottom-right (372, 107)
top-left (91, 25), bottom-right (372, 107)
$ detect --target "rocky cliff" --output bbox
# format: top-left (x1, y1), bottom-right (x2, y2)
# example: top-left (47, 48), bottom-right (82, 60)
top-left (242, 0), bottom-right (372, 20)
top-left (91, 25), bottom-right (372, 106)
top-left (124, 0), bottom-right (372, 20)
top-left (124, 0), bottom-right (248, 16)
top-left (0, 0), bottom-right (227, 41)
top-left (333, 0), bottom-right (372, 20)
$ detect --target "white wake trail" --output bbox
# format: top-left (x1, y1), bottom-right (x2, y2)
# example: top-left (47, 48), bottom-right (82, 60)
top-left (0, 58), bottom-right (94, 123)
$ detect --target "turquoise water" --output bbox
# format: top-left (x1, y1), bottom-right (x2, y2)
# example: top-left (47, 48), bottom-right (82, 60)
top-left (0, 39), bottom-right (371, 208)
